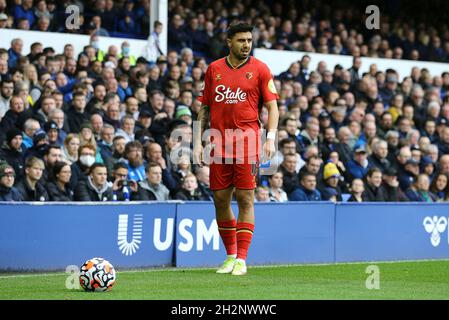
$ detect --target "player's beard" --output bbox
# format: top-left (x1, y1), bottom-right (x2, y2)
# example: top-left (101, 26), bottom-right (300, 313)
top-left (232, 46), bottom-right (250, 62)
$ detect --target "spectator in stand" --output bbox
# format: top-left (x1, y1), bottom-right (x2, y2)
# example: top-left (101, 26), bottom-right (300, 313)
top-left (0, 96), bottom-right (25, 138)
top-left (298, 155), bottom-right (322, 181)
top-left (89, 15), bottom-right (109, 37)
top-left (0, 13), bottom-right (8, 30)
top-left (0, 79), bottom-right (14, 119)
top-left (134, 162), bottom-right (170, 201)
top-left (320, 162), bottom-right (343, 201)
top-left (24, 129), bottom-right (49, 160)
top-left (368, 140), bottom-right (391, 172)
top-left (175, 172), bottom-right (208, 201)
top-left (61, 133), bottom-right (80, 165)
top-left (145, 141), bottom-right (177, 192)
top-left (97, 124), bottom-right (114, 161)
top-left (0, 128), bottom-right (24, 176)
top-left (15, 156), bottom-right (49, 201)
top-left (90, 113), bottom-right (104, 141)
top-left (0, 162), bottom-right (22, 201)
top-left (13, 0), bottom-right (35, 31)
top-left (405, 173), bottom-right (437, 202)
top-left (363, 167), bottom-right (387, 202)
top-left (110, 162), bottom-right (138, 201)
top-left (70, 143), bottom-right (96, 190)
top-left (44, 121), bottom-right (60, 146)
top-left (271, 137), bottom-right (305, 174)
top-left (347, 178), bottom-right (366, 202)
top-left (170, 152), bottom-right (192, 191)
top-left (67, 92), bottom-right (89, 133)
top-left (167, 14), bottom-right (188, 53)
top-left (429, 173), bottom-right (449, 201)
top-left (116, 115), bottom-right (135, 143)
top-left (46, 161), bottom-right (73, 201)
top-left (74, 162), bottom-right (113, 201)
top-left (255, 186), bottom-right (271, 202)
top-left (289, 172), bottom-right (321, 201)
top-left (279, 153), bottom-right (299, 195)
top-left (420, 156), bottom-right (436, 180)
top-left (382, 167), bottom-right (408, 202)
top-left (438, 126), bottom-right (449, 156)
top-left (347, 144), bottom-right (370, 182)
top-left (78, 122), bottom-right (102, 163)
top-left (194, 165), bottom-right (213, 201)
top-left (439, 155), bottom-right (449, 175)
top-left (143, 20), bottom-right (164, 63)
top-left (117, 14), bottom-right (139, 35)
top-left (268, 172), bottom-right (288, 202)
top-left (398, 158), bottom-right (420, 191)
top-left (104, 135), bottom-right (126, 178)
top-left (124, 141), bottom-right (145, 182)
top-left (48, 109), bottom-right (67, 145)
top-left (21, 118), bottom-right (40, 150)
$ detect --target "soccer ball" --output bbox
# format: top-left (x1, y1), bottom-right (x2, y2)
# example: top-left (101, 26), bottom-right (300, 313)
top-left (79, 257), bottom-right (116, 292)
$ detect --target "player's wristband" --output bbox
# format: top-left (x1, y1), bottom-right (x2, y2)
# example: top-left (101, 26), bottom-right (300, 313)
top-left (267, 131), bottom-right (276, 141)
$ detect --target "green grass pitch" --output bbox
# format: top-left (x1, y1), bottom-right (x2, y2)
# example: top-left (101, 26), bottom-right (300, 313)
top-left (1, 260), bottom-right (449, 300)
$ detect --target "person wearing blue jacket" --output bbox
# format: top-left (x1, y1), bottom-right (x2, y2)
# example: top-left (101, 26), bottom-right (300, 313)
top-left (289, 172), bottom-right (321, 201)
top-left (347, 144), bottom-right (371, 182)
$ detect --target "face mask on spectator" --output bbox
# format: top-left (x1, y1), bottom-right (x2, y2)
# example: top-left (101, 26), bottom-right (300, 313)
top-left (122, 47), bottom-right (130, 56)
top-left (80, 155), bottom-right (95, 167)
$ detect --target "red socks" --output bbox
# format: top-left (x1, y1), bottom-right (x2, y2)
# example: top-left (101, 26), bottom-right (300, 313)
top-left (217, 219), bottom-right (255, 261)
top-left (236, 222), bottom-right (254, 261)
top-left (217, 219), bottom-right (237, 256)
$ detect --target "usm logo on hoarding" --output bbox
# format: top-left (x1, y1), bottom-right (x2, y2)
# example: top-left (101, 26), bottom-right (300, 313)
top-left (117, 214), bottom-right (220, 256)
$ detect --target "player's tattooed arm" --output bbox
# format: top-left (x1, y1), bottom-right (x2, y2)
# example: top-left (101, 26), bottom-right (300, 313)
top-left (196, 104), bottom-right (210, 139)
top-left (193, 104), bottom-right (209, 165)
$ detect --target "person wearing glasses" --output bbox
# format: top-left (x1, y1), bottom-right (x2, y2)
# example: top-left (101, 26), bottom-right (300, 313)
top-left (111, 162), bottom-right (138, 201)
top-left (0, 162), bottom-right (22, 201)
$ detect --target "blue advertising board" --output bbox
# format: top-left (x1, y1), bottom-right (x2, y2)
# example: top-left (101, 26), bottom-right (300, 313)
top-left (335, 203), bottom-right (449, 262)
top-left (175, 202), bottom-right (335, 267)
top-left (0, 202), bottom-right (177, 270)
top-left (2, 202), bottom-right (449, 271)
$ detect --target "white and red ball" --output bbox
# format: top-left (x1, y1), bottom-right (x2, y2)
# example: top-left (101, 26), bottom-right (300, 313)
top-left (79, 257), bottom-right (116, 292)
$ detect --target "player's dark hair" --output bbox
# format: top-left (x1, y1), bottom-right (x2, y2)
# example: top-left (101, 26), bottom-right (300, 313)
top-left (227, 22), bottom-right (254, 39)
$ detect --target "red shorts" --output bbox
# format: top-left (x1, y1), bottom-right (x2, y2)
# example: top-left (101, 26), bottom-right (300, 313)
top-left (210, 161), bottom-right (258, 191)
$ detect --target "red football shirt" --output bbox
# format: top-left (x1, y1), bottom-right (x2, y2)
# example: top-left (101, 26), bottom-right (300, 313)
top-left (199, 56), bottom-right (278, 162)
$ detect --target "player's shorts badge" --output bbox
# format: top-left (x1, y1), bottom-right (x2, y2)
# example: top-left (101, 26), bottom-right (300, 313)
top-left (246, 72), bottom-right (253, 79)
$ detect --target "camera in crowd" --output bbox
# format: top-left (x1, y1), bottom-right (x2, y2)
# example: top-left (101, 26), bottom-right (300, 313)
top-left (118, 179), bottom-right (137, 188)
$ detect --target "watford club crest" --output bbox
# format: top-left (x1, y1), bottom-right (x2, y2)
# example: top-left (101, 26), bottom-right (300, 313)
top-left (246, 72), bottom-right (253, 79)
top-left (215, 74), bottom-right (222, 81)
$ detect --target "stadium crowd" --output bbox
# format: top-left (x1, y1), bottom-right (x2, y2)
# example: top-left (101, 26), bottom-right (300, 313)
top-left (2, 1), bottom-right (449, 63)
top-left (1, 0), bottom-right (449, 202)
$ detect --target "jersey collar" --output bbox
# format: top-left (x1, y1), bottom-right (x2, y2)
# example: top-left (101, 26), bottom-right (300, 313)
top-left (225, 55), bottom-right (251, 70)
